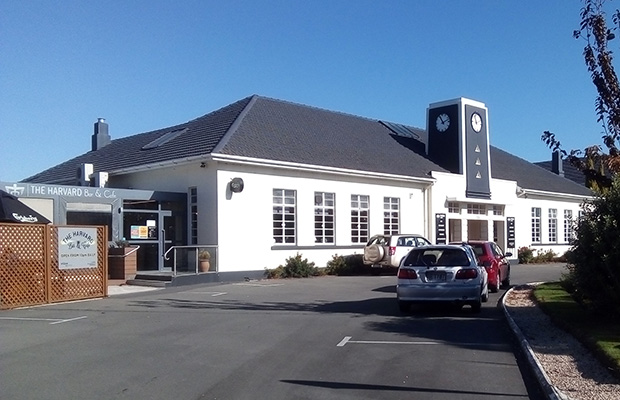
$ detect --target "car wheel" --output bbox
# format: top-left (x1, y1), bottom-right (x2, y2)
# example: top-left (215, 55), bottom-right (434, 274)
top-left (481, 284), bottom-right (489, 303)
top-left (364, 244), bottom-right (385, 263)
top-left (501, 268), bottom-right (511, 288)
top-left (471, 300), bottom-right (482, 313)
top-left (398, 300), bottom-right (411, 313)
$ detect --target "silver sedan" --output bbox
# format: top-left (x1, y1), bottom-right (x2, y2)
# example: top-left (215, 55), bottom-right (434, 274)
top-left (396, 244), bottom-right (489, 313)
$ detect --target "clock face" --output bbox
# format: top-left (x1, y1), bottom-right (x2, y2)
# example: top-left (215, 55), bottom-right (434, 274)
top-left (471, 112), bottom-right (483, 132)
top-left (436, 113), bottom-right (450, 132)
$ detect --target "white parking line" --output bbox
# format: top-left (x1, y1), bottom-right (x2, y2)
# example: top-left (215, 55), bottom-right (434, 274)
top-left (188, 292), bottom-right (228, 297)
top-left (232, 283), bottom-right (283, 287)
top-left (337, 336), bottom-right (507, 348)
top-left (337, 336), bottom-right (440, 347)
top-left (49, 316), bottom-right (88, 325)
top-left (0, 316), bottom-right (88, 325)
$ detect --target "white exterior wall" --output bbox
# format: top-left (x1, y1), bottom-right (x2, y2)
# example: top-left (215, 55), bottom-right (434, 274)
top-left (428, 170), bottom-right (585, 258)
top-left (214, 162), bottom-right (431, 272)
top-left (513, 194), bottom-right (584, 257)
top-left (107, 160), bottom-right (589, 272)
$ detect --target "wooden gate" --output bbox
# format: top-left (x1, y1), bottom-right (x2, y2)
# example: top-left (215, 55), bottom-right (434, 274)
top-left (0, 224), bottom-right (107, 310)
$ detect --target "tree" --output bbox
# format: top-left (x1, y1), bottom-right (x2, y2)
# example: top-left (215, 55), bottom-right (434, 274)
top-left (542, 0), bottom-right (620, 191)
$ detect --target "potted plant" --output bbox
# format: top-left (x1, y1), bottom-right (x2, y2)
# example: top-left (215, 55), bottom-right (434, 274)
top-left (199, 250), bottom-right (211, 273)
top-left (108, 239), bottom-right (137, 280)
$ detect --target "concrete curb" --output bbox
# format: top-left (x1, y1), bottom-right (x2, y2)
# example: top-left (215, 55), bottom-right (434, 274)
top-left (502, 284), bottom-right (572, 400)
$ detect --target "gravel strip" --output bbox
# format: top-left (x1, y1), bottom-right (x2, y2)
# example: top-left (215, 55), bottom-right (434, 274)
top-left (504, 284), bottom-right (620, 400)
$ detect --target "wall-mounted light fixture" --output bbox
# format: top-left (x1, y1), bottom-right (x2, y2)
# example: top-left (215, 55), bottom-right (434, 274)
top-left (229, 177), bottom-right (244, 193)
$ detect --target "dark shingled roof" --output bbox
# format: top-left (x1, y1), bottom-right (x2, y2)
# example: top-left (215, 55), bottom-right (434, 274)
top-left (491, 148), bottom-right (592, 196)
top-left (534, 159), bottom-right (588, 187)
top-left (22, 95), bottom-right (594, 197)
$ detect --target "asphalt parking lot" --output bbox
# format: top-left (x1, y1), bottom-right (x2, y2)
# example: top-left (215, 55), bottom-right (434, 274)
top-left (1, 265), bottom-right (564, 400)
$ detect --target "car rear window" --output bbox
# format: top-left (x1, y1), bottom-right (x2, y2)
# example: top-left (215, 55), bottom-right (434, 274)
top-left (404, 248), bottom-right (469, 266)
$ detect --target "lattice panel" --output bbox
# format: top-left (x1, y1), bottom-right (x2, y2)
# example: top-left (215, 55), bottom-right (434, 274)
top-left (0, 224), bottom-right (107, 309)
top-left (0, 224), bottom-right (47, 309)
top-left (49, 226), bottom-right (107, 302)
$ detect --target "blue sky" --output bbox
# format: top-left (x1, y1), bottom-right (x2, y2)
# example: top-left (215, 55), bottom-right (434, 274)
top-left (0, 1), bottom-right (607, 182)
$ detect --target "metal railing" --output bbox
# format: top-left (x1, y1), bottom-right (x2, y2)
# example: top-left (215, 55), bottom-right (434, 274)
top-left (163, 245), bottom-right (218, 277)
top-left (107, 245), bottom-right (140, 258)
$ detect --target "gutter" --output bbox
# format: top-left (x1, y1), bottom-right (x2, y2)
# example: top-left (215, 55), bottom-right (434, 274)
top-left (210, 153), bottom-right (437, 185)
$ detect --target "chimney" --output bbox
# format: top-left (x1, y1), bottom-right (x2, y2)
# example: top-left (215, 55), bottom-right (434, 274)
top-left (552, 150), bottom-right (564, 177)
top-left (92, 118), bottom-right (111, 151)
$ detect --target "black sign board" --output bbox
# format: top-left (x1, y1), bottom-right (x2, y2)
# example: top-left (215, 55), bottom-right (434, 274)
top-left (435, 213), bottom-right (447, 244)
top-left (507, 217), bottom-right (515, 248)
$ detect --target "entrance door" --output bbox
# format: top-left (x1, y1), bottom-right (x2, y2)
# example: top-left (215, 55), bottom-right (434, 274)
top-left (123, 209), bottom-right (175, 272)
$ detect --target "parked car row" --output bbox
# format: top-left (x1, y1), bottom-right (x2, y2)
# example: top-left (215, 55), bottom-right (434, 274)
top-left (363, 234), bottom-right (512, 313)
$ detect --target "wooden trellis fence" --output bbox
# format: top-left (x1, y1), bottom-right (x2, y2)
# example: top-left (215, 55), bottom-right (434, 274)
top-left (0, 223), bottom-right (108, 310)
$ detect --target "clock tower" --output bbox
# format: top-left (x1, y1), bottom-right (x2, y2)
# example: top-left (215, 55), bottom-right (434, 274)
top-left (427, 98), bottom-right (491, 199)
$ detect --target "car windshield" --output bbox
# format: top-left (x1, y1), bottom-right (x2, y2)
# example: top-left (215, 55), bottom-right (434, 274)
top-left (404, 248), bottom-right (470, 267)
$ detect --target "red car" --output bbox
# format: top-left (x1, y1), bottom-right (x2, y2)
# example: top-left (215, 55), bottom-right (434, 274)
top-left (452, 241), bottom-right (512, 292)
top-left (467, 241), bottom-right (512, 292)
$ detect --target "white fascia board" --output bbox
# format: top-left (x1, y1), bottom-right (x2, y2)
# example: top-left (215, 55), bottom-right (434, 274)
top-left (211, 153), bottom-right (436, 185)
top-left (521, 188), bottom-right (593, 201)
top-left (109, 155), bottom-right (212, 175)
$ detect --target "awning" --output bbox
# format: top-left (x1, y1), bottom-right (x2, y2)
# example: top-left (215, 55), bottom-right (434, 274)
top-left (0, 190), bottom-right (51, 224)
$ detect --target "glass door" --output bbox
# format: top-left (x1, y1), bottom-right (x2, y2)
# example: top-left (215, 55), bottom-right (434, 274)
top-left (159, 211), bottom-right (173, 271)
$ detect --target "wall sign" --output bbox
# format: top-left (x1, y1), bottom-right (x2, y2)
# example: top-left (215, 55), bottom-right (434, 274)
top-left (507, 217), bottom-right (515, 249)
top-left (58, 227), bottom-right (98, 269)
top-left (435, 213), bottom-right (447, 244)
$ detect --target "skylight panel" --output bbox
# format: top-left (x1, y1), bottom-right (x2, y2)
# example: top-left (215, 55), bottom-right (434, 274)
top-left (380, 121), bottom-right (421, 140)
top-left (142, 128), bottom-right (187, 150)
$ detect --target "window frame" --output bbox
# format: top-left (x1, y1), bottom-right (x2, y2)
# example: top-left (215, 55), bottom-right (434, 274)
top-left (273, 189), bottom-right (297, 245)
top-left (350, 194), bottom-right (369, 244)
top-left (314, 192), bottom-right (335, 244)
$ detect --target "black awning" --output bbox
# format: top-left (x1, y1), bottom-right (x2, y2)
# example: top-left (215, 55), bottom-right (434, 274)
top-left (0, 190), bottom-right (51, 224)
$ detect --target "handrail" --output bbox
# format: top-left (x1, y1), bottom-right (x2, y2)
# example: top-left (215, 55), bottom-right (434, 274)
top-left (108, 245), bottom-right (140, 258)
top-left (164, 245), bottom-right (218, 277)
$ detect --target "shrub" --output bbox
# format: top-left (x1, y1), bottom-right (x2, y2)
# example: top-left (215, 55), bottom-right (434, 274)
top-left (532, 249), bottom-right (557, 263)
top-left (325, 253), bottom-right (368, 276)
top-left (518, 247), bottom-right (534, 264)
top-left (264, 253), bottom-right (323, 278)
top-left (567, 175), bottom-right (620, 316)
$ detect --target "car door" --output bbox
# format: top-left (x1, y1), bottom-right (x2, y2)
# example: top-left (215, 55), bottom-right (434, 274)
top-left (392, 236), bottom-right (414, 267)
top-left (491, 242), bottom-right (509, 280)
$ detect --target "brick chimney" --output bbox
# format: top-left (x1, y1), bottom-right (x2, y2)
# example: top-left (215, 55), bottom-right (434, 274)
top-left (92, 118), bottom-right (111, 151)
top-left (552, 150), bottom-right (564, 177)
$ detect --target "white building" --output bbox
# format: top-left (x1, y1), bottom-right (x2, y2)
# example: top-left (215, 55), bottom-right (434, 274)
top-left (3, 95), bottom-right (592, 281)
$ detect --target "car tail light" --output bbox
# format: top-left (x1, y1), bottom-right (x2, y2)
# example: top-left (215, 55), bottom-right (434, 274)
top-left (389, 246), bottom-right (396, 256)
top-left (455, 269), bottom-right (478, 279)
top-left (398, 268), bottom-right (418, 279)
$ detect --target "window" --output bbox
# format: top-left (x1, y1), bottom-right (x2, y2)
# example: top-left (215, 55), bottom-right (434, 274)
top-left (448, 202), bottom-right (460, 214)
top-left (531, 207), bottom-right (541, 243)
top-left (351, 194), bottom-right (369, 243)
top-left (190, 187), bottom-right (198, 244)
top-left (549, 209), bottom-right (557, 243)
top-left (314, 192), bottom-right (335, 244)
top-left (564, 210), bottom-right (574, 242)
top-left (467, 204), bottom-right (486, 215)
top-left (273, 189), bottom-right (296, 244)
top-left (492, 205), bottom-right (504, 216)
top-left (383, 197), bottom-right (400, 235)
